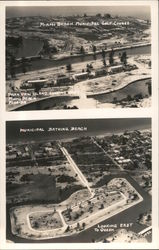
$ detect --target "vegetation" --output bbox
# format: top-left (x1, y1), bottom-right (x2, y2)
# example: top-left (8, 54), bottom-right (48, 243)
top-left (66, 63), bottom-right (72, 72)
top-left (109, 49), bottom-right (114, 65)
top-left (120, 51), bottom-right (127, 65)
top-left (80, 46), bottom-right (85, 54)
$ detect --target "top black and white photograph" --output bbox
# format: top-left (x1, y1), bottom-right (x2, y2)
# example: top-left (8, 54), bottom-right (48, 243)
top-left (6, 5), bottom-right (151, 111)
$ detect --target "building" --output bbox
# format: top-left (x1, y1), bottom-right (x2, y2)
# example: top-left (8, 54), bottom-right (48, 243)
top-left (95, 69), bottom-right (107, 77)
top-left (56, 75), bottom-right (71, 86)
top-left (109, 65), bottom-right (123, 74)
top-left (73, 72), bottom-right (89, 81)
top-left (21, 79), bottom-right (48, 90)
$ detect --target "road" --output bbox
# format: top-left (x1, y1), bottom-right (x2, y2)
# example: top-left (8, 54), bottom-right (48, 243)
top-left (58, 143), bottom-right (93, 196)
top-left (92, 138), bottom-right (124, 171)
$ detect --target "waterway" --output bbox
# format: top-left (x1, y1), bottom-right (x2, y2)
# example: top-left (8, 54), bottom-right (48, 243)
top-left (6, 118), bottom-right (150, 144)
top-left (46, 78), bottom-right (151, 109)
top-left (16, 38), bottom-right (44, 59)
top-left (6, 173), bottom-right (151, 243)
top-left (14, 43), bottom-right (151, 74)
top-left (89, 78), bottom-right (151, 105)
top-left (11, 78), bottom-right (151, 111)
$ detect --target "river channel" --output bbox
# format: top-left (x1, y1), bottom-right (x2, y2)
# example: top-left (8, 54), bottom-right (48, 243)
top-left (15, 41), bottom-right (151, 73)
top-left (51, 78), bottom-right (151, 109)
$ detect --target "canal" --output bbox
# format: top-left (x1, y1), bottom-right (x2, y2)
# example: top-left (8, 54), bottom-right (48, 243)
top-left (14, 43), bottom-right (151, 74)
top-left (89, 78), bottom-right (151, 105)
top-left (11, 78), bottom-right (151, 111)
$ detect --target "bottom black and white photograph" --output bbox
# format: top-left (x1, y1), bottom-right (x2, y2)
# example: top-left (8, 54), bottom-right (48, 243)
top-left (6, 118), bottom-right (152, 243)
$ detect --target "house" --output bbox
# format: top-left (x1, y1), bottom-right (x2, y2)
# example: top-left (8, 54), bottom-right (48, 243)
top-left (109, 65), bottom-right (123, 74)
top-left (73, 72), bottom-right (89, 81)
top-left (56, 75), bottom-right (71, 85)
top-left (21, 79), bottom-right (48, 90)
top-left (95, 69), bottom-right (107, 77)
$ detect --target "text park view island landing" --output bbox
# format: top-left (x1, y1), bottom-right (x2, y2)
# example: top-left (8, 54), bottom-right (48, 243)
top-left (6, 6), bottom-right (151, 111)
top-left (6, 118), bottom-right (152, 243)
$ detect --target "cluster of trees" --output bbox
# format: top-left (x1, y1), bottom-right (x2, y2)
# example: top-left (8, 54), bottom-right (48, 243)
top-left (42, 40), bottom-right (57, 57)
top-left (66, 63), bottom-right (72, 72)
top-left (109, 49), bottom-right (114, 65)
top-left (57, 174), bottom-right (76, 183)
top-left (6, 36), bottom-right (23, 47)
top-left (63, 105), bottom-right (78, 109)
top-left (20, 173), bottom-right (32, 182)
top-left (8, 55), bottom-right (31, 79)
top-left (86, 63), bottom-right (93, 73)
top-left (80, 45), bottom-right (85, 54)
top-left (95, 13), bottom-right (112, 18)
top-left (69, 44), bottom-right (128, 76)
top-left (119, 51), bottom-right (127, 65)
top-left (65, 222), bottom-right (86, 233)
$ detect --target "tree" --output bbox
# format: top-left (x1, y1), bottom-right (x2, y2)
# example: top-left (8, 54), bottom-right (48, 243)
top-left (109, 49), bottom-right (114, 65)
top-left (43, 40), bottom-right (51, 55)
top-left (65, 225), bottom-right (70, 232)
top-left (104, 13), bottom-right (111, 18)
top-left (103, 59), bottom-right (106, 67)
top-left (113, 97), bottom-right (117, 103)
top-left (35, 84), bottom-right (42, 94)
top-left (76, 222), bottom-right (80, 230)
top-left (93, 45), bottom-right (97, 54)
top-left (80, 46), bottom-right (85, 54)
top-left (86, 64), bottom-right (91, 73)
top-left (21, 57), bottom-right (27, 74)
top-left (103, 239), bottom-right (109, 243)
top-left (96, 13), bottom-right (102, 18)
top-left (100, 203), bottom-right (104, 209)
top-left (82, 222), bottom-right (86, 229)
top-left (20, 173), bottom-right (30, 182)
top-left (66, 63), bottom-right (72, 72)
top-left (127, 95), bottom-right (132, 101)
top-left (34, 221), bottom-right (39, 229)
top-left (121, 51), bottom-right (127, 65)
top-left (102, 49), bottom-right (106, 59)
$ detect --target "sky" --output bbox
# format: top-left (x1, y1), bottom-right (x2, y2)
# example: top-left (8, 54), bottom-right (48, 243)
top-left (6, 6), bottom-right (150, 20)
top-left (6, 118), bottom-right (151, 144)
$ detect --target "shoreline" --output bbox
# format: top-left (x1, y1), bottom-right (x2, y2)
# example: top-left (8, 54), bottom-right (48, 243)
top-left (7, 76), bottom-right (151, 111)
top-left (50, 42), bottom-right (151, 61)
top-left (14, 42), bottom-right (151, 71)
top-left (87, 76), bottom-right (151, 97)
top-left (6, 173), bottom-right (151, 243)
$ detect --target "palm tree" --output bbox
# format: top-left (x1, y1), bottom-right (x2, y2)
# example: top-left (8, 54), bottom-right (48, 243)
top-left (80, 46), bottom-right (85, 54)
top-left (66, 63), bottom-right (72, 72)
top-left (93, 45), bottom-right (97, 54)
top-left (102, 49), bottom-right (106, 59)
top-left (21, 57), bottom-right (27, 74)
top-left (103, 59), bottom-right (106, 67)
top-left (82, 222), bottom-right (86, 229)
top-left (121, 51), bottom-right (127, 65)
top-left (109, 49), bottom-right (114, 65)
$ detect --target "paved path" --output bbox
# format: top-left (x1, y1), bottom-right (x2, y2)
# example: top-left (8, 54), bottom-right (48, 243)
top-left (58, 143), bottom-right (93, 196)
